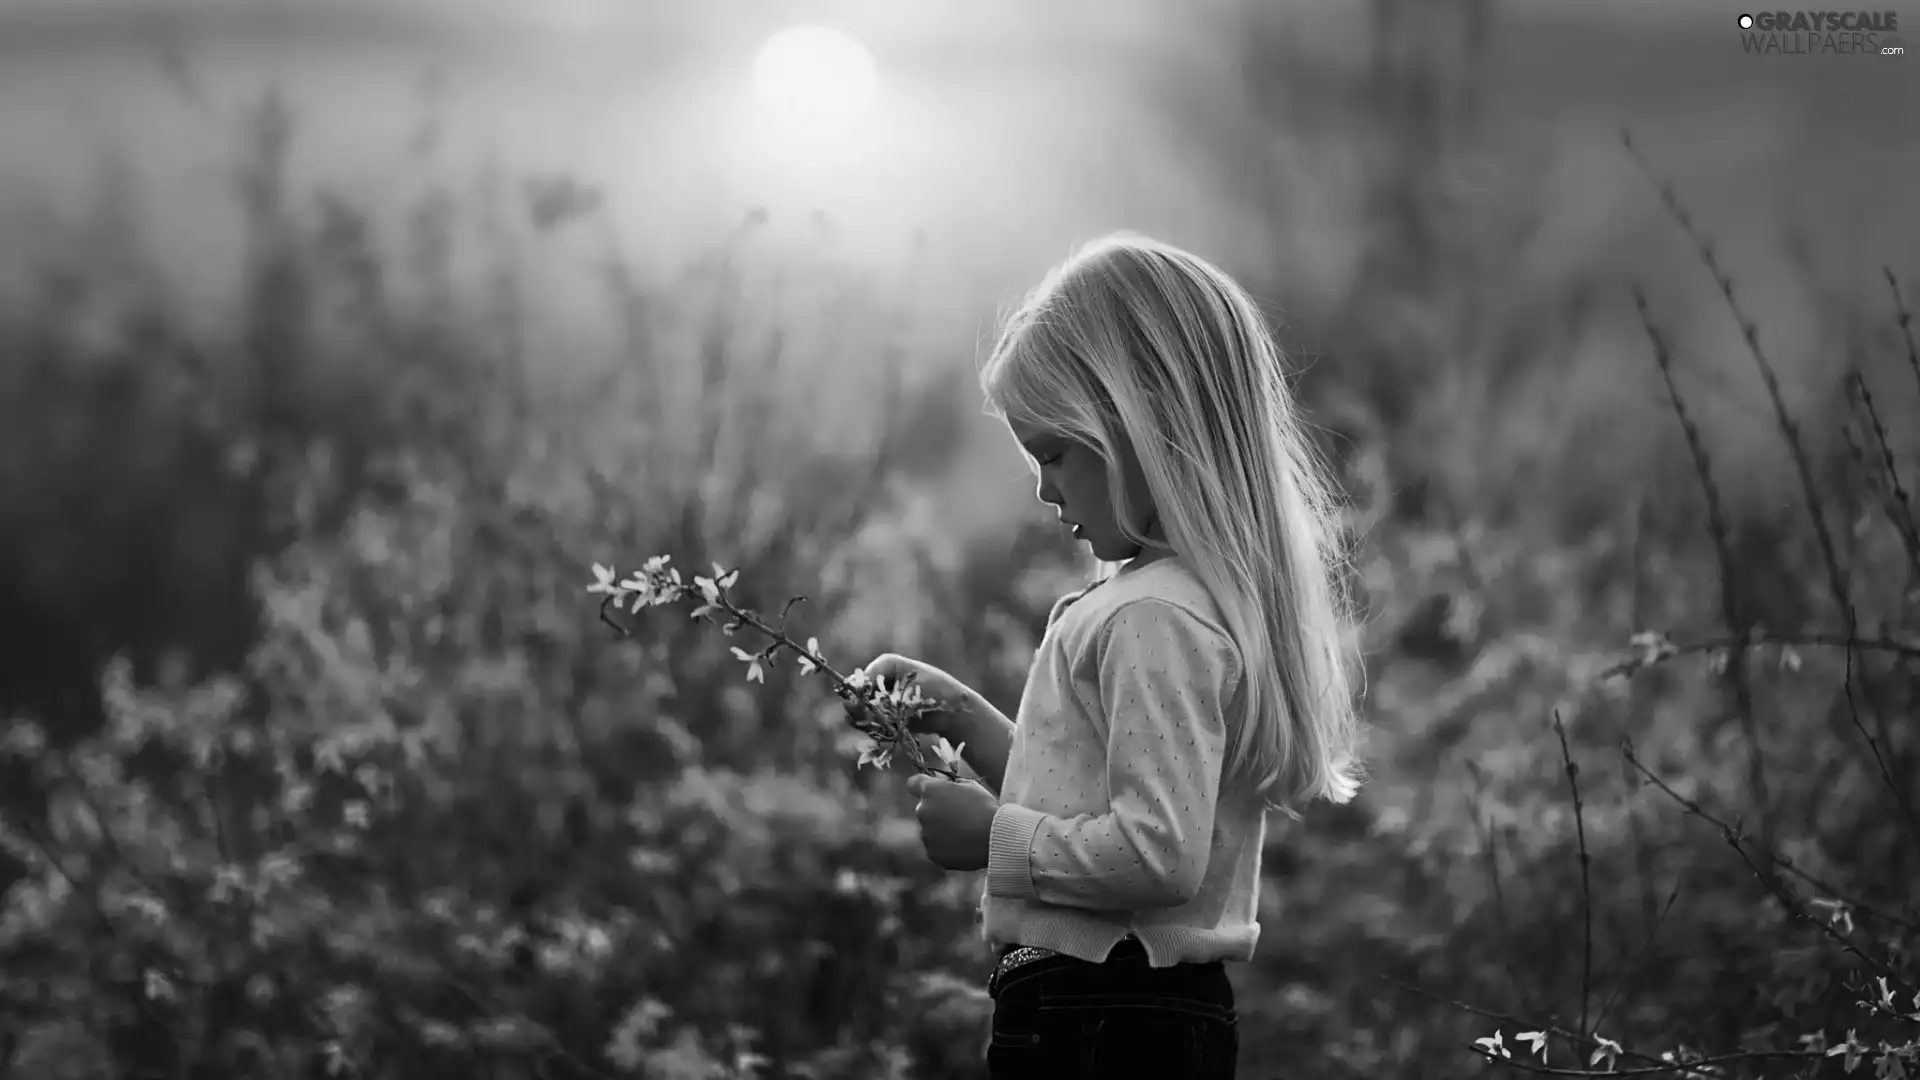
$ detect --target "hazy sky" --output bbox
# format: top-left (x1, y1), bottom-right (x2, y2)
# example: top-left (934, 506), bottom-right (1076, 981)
top-left (0, 0), bottom-right (1913, 538)
top-left (2, 0), bottom-right (1909, 310)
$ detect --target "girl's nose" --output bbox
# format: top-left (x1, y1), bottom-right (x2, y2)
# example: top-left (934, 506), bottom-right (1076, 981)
top-left (1035, 474), bottom-right (1061, 507)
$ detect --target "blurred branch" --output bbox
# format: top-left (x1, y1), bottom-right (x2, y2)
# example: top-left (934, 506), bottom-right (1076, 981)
top-left (1624, 128), bottom-right (1920, 851)
top-left (1843, 369), bottom-right (1920, 570)
top-left (1596, 629), bottom-right (1920, 681)
top-left (1631, 285), bottom-right (1770, 844)
top-left (1462, 758), bottom-right (1548, 1018)
top-left (1550, 712), bottom-right (1594, 1042)
top-left (1622, 131), bottom-right (1844, 626)
top-left (1621, 739), bottom-right (1917, 986)
top-left (1886, 267), bottom-right (1920, 402)
top-left (1382, 972), bottom-right (1819, 1077)
top-left (1467, 1048), bottom-right (1820, 1078)
top-left (9, 799), bottom-right (192, 1072)
top-left (1586, 877), bottom-right (1683, 1037)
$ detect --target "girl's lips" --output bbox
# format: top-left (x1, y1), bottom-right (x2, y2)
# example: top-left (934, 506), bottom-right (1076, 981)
top-left (1071, 524), bottom-right (1084, 538)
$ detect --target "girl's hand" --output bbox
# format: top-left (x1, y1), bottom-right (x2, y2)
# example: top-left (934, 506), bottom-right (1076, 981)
top-left (846, 654), bottom-right (975, 739)
top-left (905, 773), bottom-right (997, 872)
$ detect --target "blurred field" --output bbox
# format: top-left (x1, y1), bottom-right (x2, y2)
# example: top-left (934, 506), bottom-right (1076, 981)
top-left (1, 1), bottom-right (1917, 1077)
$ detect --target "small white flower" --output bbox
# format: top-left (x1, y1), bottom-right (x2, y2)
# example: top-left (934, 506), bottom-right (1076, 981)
top-left (1810, 897), bottom-right (1855, 934)
top-left (932, 737), bottom-right (966, 772)
top-left (693, 576), bottom-right (721, 605)
top-left (587, 563), bottom-right (625, 597)
top-left (1474, 1031), bottom-right (1510, 1059)
top-left (1516, 1031), bottom-right (1547, 1059)
top-left (1825, 1028), bottom-right (1864, 1073)
top-left (1590, 1034), bottom-right (1622, 1071)
top-left (730, 646), bottom-right (764, 684)
top-left (797, 637), bottom-right (821, 675)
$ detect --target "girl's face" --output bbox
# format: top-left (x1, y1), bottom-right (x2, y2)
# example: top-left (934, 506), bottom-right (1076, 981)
top-left (1008, 417), bottom-right (1161, 562)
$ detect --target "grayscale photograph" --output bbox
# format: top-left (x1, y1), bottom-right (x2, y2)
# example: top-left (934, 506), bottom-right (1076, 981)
top-left (0, 1), bottom-right (1914, 1077)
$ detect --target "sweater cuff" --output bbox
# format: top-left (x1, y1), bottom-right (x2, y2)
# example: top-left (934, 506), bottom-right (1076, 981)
top-left (987, 803), bottom-right (1048, 900)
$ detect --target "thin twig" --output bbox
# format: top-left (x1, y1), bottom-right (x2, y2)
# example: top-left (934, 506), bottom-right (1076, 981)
top-left (1380, 973), bottom-right (1814, 1077)
top-left (1597, 628), bottom-right (1920, 681)
top-left (1463, 758), bottom-right (1546, 1018)
top-left (1620, 739), bottom-right (1914, 992)
top-left (1846, 369), bottom-right (1920, 567)
top-left (1588, 877), bottom-right (1683, 1036)
top-left (1885, 266), bottom-right (1920, 403)
top-left (1841, 417), bottom-right (1920, 570)
top-left (1631, 288), bottom-right (1770, 840)
top-left (1551, 712), bottom-right (1595, 1042)
top-left (1464, 1046), bottom-right (1820, 1078)
top-left (1625, 129), bottom-right (1920, 851)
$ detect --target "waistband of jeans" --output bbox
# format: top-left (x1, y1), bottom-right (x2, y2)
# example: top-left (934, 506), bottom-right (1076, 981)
top-left (993, 935), bottom-right (1215, 1001)
top-left (996, 935), bottom-right (1146, 969)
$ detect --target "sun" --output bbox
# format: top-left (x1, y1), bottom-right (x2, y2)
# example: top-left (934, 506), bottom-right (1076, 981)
top-left (749, 25), bottom-right (879, 151)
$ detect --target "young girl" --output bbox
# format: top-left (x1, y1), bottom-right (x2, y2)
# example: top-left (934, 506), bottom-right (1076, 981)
top-left (859, 233), bottom-right (1367, 1080)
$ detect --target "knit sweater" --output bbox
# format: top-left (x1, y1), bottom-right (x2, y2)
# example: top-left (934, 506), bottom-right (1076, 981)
top-left (981, 554), bottom-right (1266, 968)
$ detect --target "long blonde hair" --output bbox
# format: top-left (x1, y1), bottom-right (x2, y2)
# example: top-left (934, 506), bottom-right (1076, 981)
top-left (979, 233), bottom-right (1368, 817)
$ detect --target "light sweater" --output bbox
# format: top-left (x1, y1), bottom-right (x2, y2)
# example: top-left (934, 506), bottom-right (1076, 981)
top-left (981, 553), bottom-right (1266, 968)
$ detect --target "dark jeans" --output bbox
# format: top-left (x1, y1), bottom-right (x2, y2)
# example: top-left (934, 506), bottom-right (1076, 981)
top-left (984, 938), bottom-right (1238, 1079)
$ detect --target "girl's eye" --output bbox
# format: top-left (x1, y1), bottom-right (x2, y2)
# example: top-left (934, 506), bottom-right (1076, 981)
top-left (1035, 450), bottom-right (1063, 467)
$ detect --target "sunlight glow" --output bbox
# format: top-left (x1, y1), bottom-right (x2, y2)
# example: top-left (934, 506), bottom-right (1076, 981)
top-left (750, 25), bottom-right (880, 158)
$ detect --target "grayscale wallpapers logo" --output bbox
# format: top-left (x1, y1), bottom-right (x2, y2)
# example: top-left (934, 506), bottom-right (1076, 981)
top-left (1737, 10), bottom-right (1905, 54)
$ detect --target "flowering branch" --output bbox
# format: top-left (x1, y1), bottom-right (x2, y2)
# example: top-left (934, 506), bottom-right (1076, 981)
top-left (1385, 972), bottom-right (1920, 1077)
top-left (1598, 629), bottom-right (1920, 683)
top-left (1620, 739), bottom-right (1918, 988)
top-left (1391, 703), bottom-right (1920, 1079)
top-left (586, 556), bottom-right (963, 781)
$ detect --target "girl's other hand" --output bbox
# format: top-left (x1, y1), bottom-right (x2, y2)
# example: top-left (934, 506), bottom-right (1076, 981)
top-left (904, 772), bottom-right (996, 872)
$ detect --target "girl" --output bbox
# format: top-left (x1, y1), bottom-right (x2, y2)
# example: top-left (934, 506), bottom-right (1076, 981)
top-left (859, 233), bottom-right (1368, 1080)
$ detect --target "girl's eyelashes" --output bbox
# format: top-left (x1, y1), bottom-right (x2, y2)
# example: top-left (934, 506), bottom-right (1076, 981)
top-left (1035, 452), bottom-right (1063, 467)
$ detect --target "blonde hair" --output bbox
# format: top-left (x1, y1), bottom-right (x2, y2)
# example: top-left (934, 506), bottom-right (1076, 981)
top-left (979, 233), bottom-right (1368, 818)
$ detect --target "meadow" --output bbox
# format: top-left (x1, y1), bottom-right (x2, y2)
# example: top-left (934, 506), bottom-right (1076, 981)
top-left (0, 2), bottom-right (1917, 1077)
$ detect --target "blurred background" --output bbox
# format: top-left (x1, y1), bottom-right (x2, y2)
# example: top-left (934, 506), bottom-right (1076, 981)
top-left (0, 0), bottom-right (1916, 1076)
